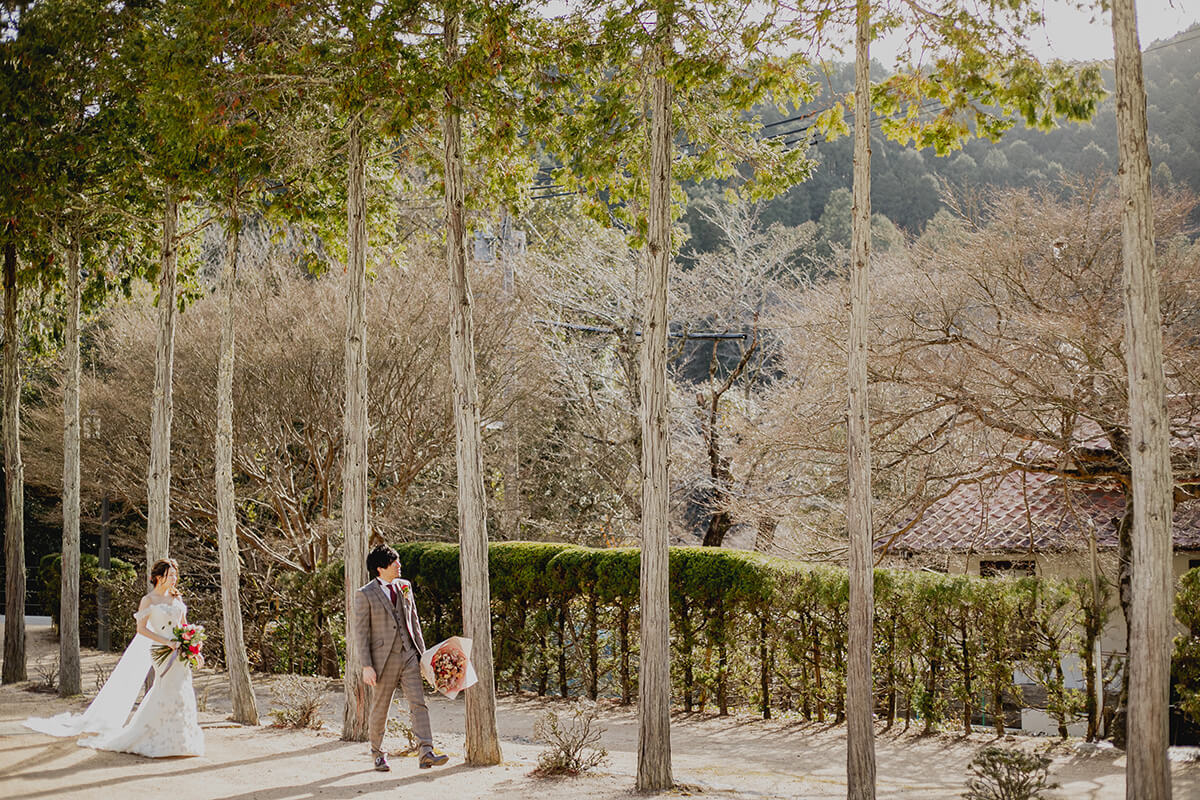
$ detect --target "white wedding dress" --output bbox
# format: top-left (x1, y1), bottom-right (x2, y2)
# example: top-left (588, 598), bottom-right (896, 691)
top-left (25, 597), bottom-right (205, 757)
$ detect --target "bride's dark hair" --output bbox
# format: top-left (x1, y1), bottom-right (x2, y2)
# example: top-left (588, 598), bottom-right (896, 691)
top-left (150, 558), bottom-right (182, 598)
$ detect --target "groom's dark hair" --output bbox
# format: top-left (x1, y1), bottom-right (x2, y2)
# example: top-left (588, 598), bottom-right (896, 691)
top-left (367, 544), bottom-right (399, 578)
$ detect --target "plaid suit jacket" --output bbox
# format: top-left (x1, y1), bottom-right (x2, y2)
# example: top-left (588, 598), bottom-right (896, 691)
top-left (352, 578), bottom-right (427, 672)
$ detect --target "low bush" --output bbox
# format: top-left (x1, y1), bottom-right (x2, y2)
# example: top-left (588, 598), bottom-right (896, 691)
top-left (268, 675), bottom-right (328, 729)
top-left (963, 745), bottom-right (1057, 800)
top-left (532, 701), bottom-right (608, 776)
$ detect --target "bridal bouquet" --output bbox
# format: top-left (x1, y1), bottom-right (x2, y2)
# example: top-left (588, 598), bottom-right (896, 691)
top-left (419, 636), bottom-right (478, 699)
top-left (152, 623), bottom-right (206, 671)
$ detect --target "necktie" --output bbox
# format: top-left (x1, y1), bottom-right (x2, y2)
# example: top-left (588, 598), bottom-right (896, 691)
top-left (387, 584), bottom-right (397, 607)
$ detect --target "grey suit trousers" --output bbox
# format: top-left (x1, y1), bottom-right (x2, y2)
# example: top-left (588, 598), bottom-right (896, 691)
top-left (368, 640), bottom-right (432, 758)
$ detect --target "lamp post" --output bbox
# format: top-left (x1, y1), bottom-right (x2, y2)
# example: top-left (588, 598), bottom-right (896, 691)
top-left (84, 409), bottom-right (110, 651)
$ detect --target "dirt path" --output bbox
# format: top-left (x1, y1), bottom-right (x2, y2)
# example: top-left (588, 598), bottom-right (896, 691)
top-left (2, 623), bottom-right (1197, 799)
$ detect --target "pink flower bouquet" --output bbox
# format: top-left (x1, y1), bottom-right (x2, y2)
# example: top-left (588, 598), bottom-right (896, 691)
top-left (419, 636), bottom-right (478, 699)
top-left (152, 623), bottom-right (205, 672)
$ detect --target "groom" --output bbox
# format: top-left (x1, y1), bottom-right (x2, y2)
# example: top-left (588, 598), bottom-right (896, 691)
top-left (352, 544), bottom-right (449, 772)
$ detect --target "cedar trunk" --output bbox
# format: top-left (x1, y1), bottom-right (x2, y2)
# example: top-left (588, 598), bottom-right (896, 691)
top-left (846, 1), bottom-right (877, 796)
top-left (2, 237), bottom-right (25, 684)
top-left (1112, 1), bottom-right (1173, 797)
top-left (342, 117), bottom-right (370, 742)
top-left (443, 4), bottom-right (502, 765)
top-left (147, 190), bottom-right (178, 574)
top-left (60, 231), bottom-right (82, 696)
top-left (216, 199), bottom-right (258, 725)
top-left (637, 34), bottom-right (674, 793)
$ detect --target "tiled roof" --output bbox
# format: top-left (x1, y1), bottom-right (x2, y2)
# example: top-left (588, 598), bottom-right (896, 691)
top-left (883, 471), bottom-right (1200, 555)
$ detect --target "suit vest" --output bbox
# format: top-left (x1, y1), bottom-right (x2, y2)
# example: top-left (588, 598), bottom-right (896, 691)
top-left (384, 583), bottom-right (416, 652)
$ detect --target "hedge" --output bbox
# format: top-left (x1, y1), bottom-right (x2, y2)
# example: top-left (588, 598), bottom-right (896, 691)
top-left (400, 542), bottom-right (1072, 732)
top-left (41, 542), bottom-right (1194, 735)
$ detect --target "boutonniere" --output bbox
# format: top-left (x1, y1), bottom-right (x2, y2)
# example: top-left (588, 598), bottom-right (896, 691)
top-left (399, 583), bottom-right (413, 602)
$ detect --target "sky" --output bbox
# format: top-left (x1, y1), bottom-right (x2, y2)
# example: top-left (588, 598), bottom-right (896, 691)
top-left (874, 0), bottom-right (1199, 64)
top-left (1015, 0), bottom-right (1198, 61)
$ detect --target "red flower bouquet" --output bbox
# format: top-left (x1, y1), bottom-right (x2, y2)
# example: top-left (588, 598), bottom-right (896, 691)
top-left (152, 623), bottom-right (205, 672)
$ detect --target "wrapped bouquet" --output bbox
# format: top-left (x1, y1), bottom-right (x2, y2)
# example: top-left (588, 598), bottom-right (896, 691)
top-left (152, 623), bottom-right (205, 673)
top-left (419, 636), bottom-right (478, 699)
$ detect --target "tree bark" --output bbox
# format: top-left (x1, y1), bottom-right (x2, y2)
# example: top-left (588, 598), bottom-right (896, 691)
top-left (148, 189), bottom-right (178, 575)
top-left (2, 236), bottom-right (26, 684)
top-left (846, 1), bottom-right (877, 796)
top-left (60, 229), bottom-right (82, 696)
top-left (701, 330), bottom-right (757, 548)
top-left (637, 31), bottom-right (674, 793)
top-left (443, 4), bottom-right (502, 765)
top-left (342, 116), bottom-right (370, 742)
top-left (1112, 503), bottom-right (1133, 747)
top-left (1112, 2), bottom-right (1173, 796)
top-left (497, 210), bottom-right (520, 539)
top-left (97, 494), bottom-right (110, 652)
top-left (216, 196), bottom-right (258, 725)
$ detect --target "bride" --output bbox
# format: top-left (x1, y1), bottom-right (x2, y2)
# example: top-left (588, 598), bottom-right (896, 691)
top-left (25, 558), bottom-right (205, 757)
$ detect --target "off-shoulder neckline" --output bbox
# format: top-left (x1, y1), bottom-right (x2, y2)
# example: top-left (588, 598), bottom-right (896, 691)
top-left (142, 597), bottom-right (184, 609)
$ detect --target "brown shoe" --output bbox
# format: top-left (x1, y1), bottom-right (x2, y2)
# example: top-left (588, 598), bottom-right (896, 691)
top-left (374, 754), bottom-right (391, 772)
top-left (419, 751), bottom-right (449, 769)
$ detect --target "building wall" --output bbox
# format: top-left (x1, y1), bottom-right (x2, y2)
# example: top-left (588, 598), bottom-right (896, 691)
top-left (956, 549), bottom-right (1200, 736)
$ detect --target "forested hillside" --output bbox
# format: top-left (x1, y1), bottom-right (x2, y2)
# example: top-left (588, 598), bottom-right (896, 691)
top-left (682, 25), bottom-right (1200, 256)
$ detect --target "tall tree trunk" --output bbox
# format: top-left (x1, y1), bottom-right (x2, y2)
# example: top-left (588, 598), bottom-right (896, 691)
top-left (1112, 2), bottom-right (1173, 797)
top-left (60, 230), bottom-right (82, 696)
top-left (637, 31), bottom-right (674, 793)
top-left (216, 197), bottom-right (258, 726)
top-left (148, 189), bottom-right (178, 574)
top-left (97, 494), bottom-right (110, 652)
top-left (2, 236), bottom-right (26, 684)
top-left (443, 4), bottom-right (502, 765)
top-left (846, 1), bottom-right (877, 796)
top-left (342, 116), bottom-right (370, 742)
top-left (497, 209), bottom-right (520, 539)
top-left (1112, 503), bottom-right (1133, 746)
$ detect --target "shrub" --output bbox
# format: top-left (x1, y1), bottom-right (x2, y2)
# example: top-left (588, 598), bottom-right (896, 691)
top-left (532, 701), bottom-right (609, 776)
top-left (963, 746), bottom-right (1057, 800)
top-left (1174, 567), bottom-right (1200, 725)
top-left (93, 663), bottom-right (112, 694)
top-left (37, 552), bottom-right (139, 649)
top-left (30, 657), bottom-right (59, 693)
top-left (268, 675), bottom-right (328, 729)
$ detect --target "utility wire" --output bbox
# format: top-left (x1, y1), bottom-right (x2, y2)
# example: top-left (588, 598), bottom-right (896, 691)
top-left (536, 318), bottom-right (747, 340)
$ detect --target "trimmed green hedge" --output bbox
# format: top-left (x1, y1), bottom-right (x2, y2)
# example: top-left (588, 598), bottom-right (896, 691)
top-left (45, 542), bottom-right (1189, 734)
top-left (396, 542), bottom-right (1079, 732)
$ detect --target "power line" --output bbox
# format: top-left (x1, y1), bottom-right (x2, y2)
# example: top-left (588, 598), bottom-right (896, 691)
top-left (536, 318), bottom-right (747, 340)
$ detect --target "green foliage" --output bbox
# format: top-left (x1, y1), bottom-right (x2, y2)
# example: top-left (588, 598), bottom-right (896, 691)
top-left (687, 26), bottom-right (1200, 248)
top-left (1173, 567), bottom-right (1200, 725)
top-left (542, 0), bottom-right (827, 244)
top-left (962, 746), bottom-right (1057, 800)
top-left (37, 552), bottom-right (139, 649)
top-left (71, 538), bottom-right (1196, 730)
top-left (260, 561), bottom-right (344, 677)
